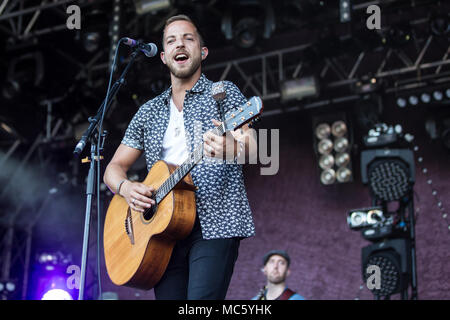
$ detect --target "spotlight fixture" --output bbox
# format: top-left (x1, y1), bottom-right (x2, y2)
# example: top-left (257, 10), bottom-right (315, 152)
top-left (361, 238), bottom-right (412, 299)
top-left (420, 93), bottom-right (431, 103)
top-left (361, 149), bottom-right (415, 202)
top-left (433, 90), bottom-right (443, 101)
top-left (353, 76), bottom-right (381, 94)
top-left (0, 279), bottom-right (17, 299)
top-left (335, 152), bottom-right (350, 167)
top-left (408, 95), bottom-right (418, 106)
top-left (396, 86), bottom-right (450, 108)
top-left (382, 24), bottom-right (412, 48)
top-left (339, 0), bottom-right (351, 23)
top-left (336, 166), bottom-right (352, 182)
top-left (319, 154), bottom-right (334, 170)
top-left (41, 289), bottom-right (73, 300)
top-left (280, 76), bottom-right (319, 103)
top-left (331, 120), bottom-right (347, 137)
top-left (134, 0), bottom-right (170, 15)
top-left (318, 138), bottom-right (333, 154)
top-left (363, 123), bottom-right (403, 148)
top-left (78, 10), bottom-right (108, 54)
top-left (334, 137), bottom-right (349, 153)
top-left (347, 207), bottom-right (385, 230)
top-left (313, 113), bottom-right (353, 185)
top-left (315, 123), bottom-right (331, 140)
top-left (396, 97), bottom-right (407, 108)
top-left (3, 52), bottom-right (44, 100)
top-left (221, 0), bottom-right (275, 49)
top-left (430, 13), bottom-right (450, 37)
top-left (320, 168), bottom-right (336, 185)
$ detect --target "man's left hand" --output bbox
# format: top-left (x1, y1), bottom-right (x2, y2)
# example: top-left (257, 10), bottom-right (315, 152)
top-left (203, 119), bottom-right (238, 160)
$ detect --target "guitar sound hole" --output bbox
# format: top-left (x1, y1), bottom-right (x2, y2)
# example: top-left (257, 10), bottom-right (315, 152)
top-left (143, 195), bottom-right (157, 221)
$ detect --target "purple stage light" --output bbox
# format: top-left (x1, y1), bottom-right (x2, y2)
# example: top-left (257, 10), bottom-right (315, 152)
top-left (41, 288), bottom-right (73, 300)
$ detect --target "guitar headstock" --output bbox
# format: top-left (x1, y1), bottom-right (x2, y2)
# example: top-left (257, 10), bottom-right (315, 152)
top-left (223, 96), bottom-right (263, 131)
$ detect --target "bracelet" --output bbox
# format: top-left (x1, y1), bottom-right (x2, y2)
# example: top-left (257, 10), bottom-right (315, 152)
top-left (116, 179), bottom-right (127, 196)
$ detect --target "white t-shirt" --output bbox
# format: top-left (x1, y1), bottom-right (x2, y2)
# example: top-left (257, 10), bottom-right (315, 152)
top-left (160, 97), bottom-right (189, 166)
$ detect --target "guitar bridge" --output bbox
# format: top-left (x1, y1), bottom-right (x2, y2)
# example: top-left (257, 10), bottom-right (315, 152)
top-left (124, 208), bottom-right (135, 245)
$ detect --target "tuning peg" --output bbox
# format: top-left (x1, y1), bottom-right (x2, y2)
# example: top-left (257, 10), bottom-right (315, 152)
top-left (249, 117), bottom-right (261, 128)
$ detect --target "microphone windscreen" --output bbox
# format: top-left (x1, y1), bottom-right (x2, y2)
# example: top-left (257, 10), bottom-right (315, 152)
top-left (211, 81), bottom-right (226, 101)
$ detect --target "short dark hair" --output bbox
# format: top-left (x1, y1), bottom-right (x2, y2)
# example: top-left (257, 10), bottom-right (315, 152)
top-left (162, 14), bottom-right (205, 49)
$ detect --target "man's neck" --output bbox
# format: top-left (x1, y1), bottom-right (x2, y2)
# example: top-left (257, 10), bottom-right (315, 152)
top-left (170, 69), bottom-right (201, 111)
top-left (265, 282), bottom-right (286, 300)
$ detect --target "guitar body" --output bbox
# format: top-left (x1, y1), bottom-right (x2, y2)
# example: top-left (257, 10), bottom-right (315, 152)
top-left (103, 160), bottom-right (196, 290)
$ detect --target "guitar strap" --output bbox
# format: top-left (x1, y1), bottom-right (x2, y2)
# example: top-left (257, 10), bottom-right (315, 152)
top-left (256, 287), bottom-right (296, 300)
top-left (278, 288), bottom-right (296, 300)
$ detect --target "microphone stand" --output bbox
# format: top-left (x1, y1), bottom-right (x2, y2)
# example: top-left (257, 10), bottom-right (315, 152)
top-left (74, 48), bottom-right (141, 300)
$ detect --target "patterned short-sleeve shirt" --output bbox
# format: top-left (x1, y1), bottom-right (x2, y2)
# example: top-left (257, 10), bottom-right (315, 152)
top-left (121, 73), bottom-right (255, 240)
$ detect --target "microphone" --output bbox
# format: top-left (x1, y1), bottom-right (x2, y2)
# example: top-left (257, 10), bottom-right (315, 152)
top-left (211, 81), bottom-right (226, 101)
top-left (122, 37), bottom-right (158, 57)
top-left (211, 81), bottom-right (226, 122)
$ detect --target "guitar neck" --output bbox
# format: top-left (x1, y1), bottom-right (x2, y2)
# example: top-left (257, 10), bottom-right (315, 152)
top-left (155, 124), bottom-right (225, 203)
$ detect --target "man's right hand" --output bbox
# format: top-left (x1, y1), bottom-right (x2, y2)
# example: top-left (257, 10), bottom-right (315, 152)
top-left (120, 181), bottom-right (155, 213)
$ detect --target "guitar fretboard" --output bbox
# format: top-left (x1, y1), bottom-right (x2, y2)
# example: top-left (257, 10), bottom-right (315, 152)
top-left (154, 124), bottom-right (225, 203)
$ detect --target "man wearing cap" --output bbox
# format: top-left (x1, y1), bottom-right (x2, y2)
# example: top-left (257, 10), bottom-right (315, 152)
top-left (252, 250), bottom-right (305, 300)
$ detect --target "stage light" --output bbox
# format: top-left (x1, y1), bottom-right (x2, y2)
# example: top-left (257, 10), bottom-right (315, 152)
top-left (0, 280), bottom-right (17, 299)
top-left (79, 10), bottom-right (108, 54)
top-left (420, 93), bottom-right (431, 103)
top-left (382, 24), bottom-right (412, 48)
top-left (408, 95), bottom-right (418, 106)
top-left (446, 89), bottom-right (450, 99)
top-left (336, 166), bottom-right (352, 183)
top-left (38, 253), bottom-right (57, 264)
top-left (2, 52), bottom-right (44, 100)
top-left (430, 13), bottom-right (449, 37)
top-left (313, 112), bottom-right (353, 185)
top-left (221, 1), bottom-right (275, 49)
top-left (315, 123), bottom-right (331, 140)
top-left (361, 239), bottom-right (411, 299)
top-left (134, 0), bottom-right (170, 15)
top-left (320, 168), bottom-right (336, 185)
top-left (41, 288), bottom-right (73, 300)
top-left (340, 0), bottom-right (351, 23)
top-left (280, 76), bottom-right (319, 103)
top-left (334, 137), bottom-right (349, 153)
top-left (433, 90), bottom-right (443, 101)
top-left (335, 152), bottom-right (350, 167)
top-left (396, 97), bottom-right (406, 108)
top-left (353, 76), bottom-right (382, 94)
top-left (331, 120), bottom-right (347, 137)
top-left (361, 149), bottom-right (415, 202)
top-left (369, 160), bottom-right (410, 202)
top-left (83, 32), bottom-right (101, 52)
top-left (347, 207), bottom-right (384, 230)
top-left (234, 17), bottom-right (259, 49)
top-left (5, 281), bottom-right (16, 292)
top-left (318, 139), bottom-right (333, 154)
top-left (319, 154), bottom-right (334, 170)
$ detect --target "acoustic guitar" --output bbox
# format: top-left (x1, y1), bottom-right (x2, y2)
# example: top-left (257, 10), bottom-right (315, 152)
top-left (103, 96), bottom-right (263, 290)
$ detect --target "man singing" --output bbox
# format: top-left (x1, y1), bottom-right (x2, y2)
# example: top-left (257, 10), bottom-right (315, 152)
top-left (103, 14), bottom-right (257, 299)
